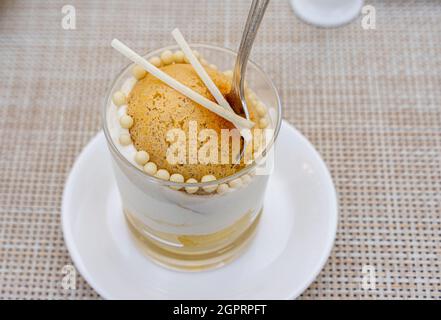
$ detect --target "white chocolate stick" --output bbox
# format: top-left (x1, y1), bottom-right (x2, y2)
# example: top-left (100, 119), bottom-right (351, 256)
top-left (172, 29), bottom-right (252, 147)
top-left (171, 28), bottom-right (233, 113)
top-left (111, 39), bottom-right (254, 129)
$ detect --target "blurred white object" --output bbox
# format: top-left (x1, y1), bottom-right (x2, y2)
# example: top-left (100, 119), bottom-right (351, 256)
top-left (290, 0), bottom-right (363, 28)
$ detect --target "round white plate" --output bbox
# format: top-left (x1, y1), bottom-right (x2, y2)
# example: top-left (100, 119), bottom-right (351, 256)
top-left (290, 0), bottom-right (363, 28)
top-left (62, 120), bottom-right (338, 299)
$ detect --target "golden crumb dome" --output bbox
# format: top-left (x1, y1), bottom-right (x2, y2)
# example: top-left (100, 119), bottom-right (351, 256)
top-left (127, 63), bottom-right (246, 181)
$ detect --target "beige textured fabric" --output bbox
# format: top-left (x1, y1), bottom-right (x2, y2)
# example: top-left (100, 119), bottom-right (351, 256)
top-left (0, 0), bottom-right (440, 300)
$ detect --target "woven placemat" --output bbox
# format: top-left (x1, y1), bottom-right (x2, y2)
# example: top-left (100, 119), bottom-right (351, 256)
top-left (0, 0), bottom-right (440, 299)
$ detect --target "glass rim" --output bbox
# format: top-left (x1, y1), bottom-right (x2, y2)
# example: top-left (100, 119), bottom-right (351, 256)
top-left (102, 43), bottom-right (283, 188)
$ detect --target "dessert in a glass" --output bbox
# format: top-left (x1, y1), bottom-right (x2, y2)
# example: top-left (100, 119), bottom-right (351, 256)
top-left (103, 35), bottom-right (281, 271)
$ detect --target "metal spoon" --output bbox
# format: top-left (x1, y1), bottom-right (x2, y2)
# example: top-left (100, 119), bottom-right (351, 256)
top-left (226, 0), bottom-right (270, 120)
top-left (226, 0), bottom-right (269, 164)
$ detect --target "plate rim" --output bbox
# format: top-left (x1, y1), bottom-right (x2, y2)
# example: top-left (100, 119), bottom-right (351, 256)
top-left (61, 132), bottom-right (110, 299)
top-left (281, 121), bottom-right (339, 299)
top-left (61, 120), bottom-right (338, 300)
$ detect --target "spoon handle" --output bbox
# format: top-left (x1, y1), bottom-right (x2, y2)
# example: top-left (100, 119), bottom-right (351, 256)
top-left (231, 0), bottom-right (270, 114)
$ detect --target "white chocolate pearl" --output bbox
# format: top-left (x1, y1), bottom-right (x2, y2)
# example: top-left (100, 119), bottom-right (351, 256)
top-left (119, 133), bottom-right (131, 146)
top-left (143, 162), bottom-right (157, 175)
top-left (169, 173), bottom-right (184, 190)
top-left (209, 64), bottom-right (218, 70)
top-left (134, 151), bottom-right (149, 166)
top-left (241, 174), bottom-right (252, 185)
top-left (259, 117), bottom-right (269, 129)
top-left (155, 169), bottom-right (170, 181)
top-left (173, 50), bottom-right (185, 63)
top-left (216, 184), bottom-right (229, 194)
top-left (223, 70), bottom-right (233, 78)
top-left (119, 114), bottom-right (133, 129)
top-left (228, 178), bottom-right (242, 189)
top-left (112, 91), bottom-right (126, 106)
top-left (149, 56), bottom-right (161, 67)
top-left (160, 50), bottom-right (173, 65)
top-left (132, 64), bottom-right (147, 80)
top-left (185, 178), bottom-right (199, 194)
top-left (201, 175), bottom-right (217, 193)
top-left (256, 102), bottom-right (267, 117)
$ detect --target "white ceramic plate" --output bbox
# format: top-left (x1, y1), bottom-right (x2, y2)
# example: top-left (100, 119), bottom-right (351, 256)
top-left (62, 121), bottom-right (338, 299)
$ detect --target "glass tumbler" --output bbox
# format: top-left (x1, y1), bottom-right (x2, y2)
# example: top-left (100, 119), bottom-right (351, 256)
top-left (103, 44), bottom-right (282, 271)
